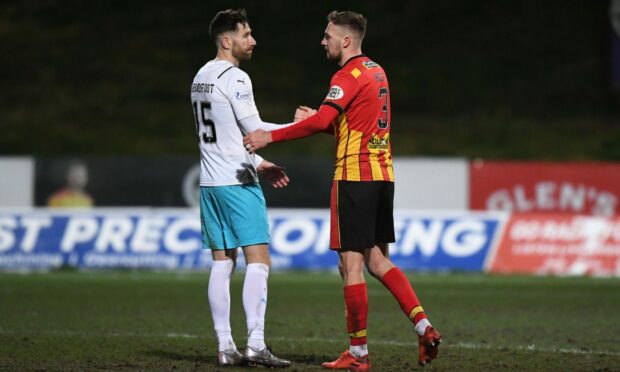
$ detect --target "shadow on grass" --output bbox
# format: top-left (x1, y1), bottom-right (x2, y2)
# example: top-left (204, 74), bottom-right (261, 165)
top-left (289, 354), bottom-right (335, 364)
top-left (145, 349), bottom-right (334, 369)
top-left (145, 349), bottom-right (214, 364)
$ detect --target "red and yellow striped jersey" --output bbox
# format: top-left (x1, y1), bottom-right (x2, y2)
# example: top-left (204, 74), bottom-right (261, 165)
top-left (322, 55), bottom-right (393, 182)
top-left (270, 54), bottom-right (394, 182)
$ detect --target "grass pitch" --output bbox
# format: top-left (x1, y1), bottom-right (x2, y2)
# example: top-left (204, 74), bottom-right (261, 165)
top-left (1, 271), bottom-right (619, 371)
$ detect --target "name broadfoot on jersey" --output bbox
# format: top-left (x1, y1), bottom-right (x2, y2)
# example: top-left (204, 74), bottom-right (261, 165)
top-left (191, 83), bottom-right (215, 93)
top-left (191, 59), bottom-right (262, 187)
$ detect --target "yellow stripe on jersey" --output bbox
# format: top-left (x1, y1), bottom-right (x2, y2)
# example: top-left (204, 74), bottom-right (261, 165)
top-left (345, 129), bottom-right (363, 181)
top-left (409, 305), bottom-right (425, 321)
top-left (385, 151), bottom-right (394, 181)
top-left (334, 114), bottom-right (349, 180)
top-left (351, 68), bottom-right (361, 78)
top-left (349, 329), bottom-right (367, 338)
top-left (368, 147), bottom-right (383, 181)
top-left (366, 133), bottom-right (393, 181)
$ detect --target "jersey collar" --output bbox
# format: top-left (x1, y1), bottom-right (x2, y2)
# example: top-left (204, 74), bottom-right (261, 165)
top-left (341, 54), bottom-right (365, 69)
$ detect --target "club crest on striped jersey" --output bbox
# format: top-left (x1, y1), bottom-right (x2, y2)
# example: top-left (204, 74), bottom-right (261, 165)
top-left (326, 85), bottom-right (344, 100)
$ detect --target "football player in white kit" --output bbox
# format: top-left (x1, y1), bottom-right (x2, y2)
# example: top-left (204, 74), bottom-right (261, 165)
top-left (191, 8), bottom-right (292, 368)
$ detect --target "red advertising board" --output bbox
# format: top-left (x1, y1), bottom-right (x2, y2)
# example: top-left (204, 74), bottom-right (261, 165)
top-left (470, 161), bottom-right (620, 216)
top-left (487, 213), bottom-right (620, 276)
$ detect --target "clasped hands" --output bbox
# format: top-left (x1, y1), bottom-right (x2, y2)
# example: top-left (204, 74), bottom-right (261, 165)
top-left (243, 105), bottom-right (316, 153)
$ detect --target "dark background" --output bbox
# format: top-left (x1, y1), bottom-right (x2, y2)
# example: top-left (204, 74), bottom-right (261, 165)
top-left (1, 0), bottom-right (619, 160)
top-left (34, 156), bottom-right (333, 207)
top-left (35, 157), bottom-right (197, 206)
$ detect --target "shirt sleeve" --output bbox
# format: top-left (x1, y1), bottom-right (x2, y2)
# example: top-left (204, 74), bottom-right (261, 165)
top-left (225, 70), bottom-right (260, 121)
top-left (251, 153), bottom-right (264, 169)
top-left (238, 114), bottom-right (294, 134)
top-left (270, 104), bottom-right (339, 142)
top-left (321, 70), bottom-right (360, 113)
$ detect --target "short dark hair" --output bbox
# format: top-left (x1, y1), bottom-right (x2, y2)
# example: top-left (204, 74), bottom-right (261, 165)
top-left (327, 11), bottom-right (367, 39)
top-left (209, 9), bottom-right (249, 41)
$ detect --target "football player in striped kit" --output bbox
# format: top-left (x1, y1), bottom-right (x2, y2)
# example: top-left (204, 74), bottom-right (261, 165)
top-left (244, 10), bottom-right (442, 371)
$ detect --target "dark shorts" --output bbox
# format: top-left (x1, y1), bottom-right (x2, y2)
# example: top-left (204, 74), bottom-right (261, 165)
top-left (330, 180), bottom-right (396, 249)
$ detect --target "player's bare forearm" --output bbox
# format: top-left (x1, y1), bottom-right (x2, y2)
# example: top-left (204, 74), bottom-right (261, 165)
top-left (243, 129), bottom-right (272, 153)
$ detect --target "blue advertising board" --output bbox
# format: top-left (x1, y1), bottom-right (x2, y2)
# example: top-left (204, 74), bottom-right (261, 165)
top-left (0, 209), bottom-right (506, 271)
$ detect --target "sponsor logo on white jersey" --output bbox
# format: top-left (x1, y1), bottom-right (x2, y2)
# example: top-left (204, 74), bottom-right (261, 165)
top-left (235, 91), bottom-right (252, 101)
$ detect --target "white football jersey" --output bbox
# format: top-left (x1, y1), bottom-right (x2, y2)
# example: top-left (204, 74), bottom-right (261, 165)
top-left (191, 59), bottom-right (266, 186)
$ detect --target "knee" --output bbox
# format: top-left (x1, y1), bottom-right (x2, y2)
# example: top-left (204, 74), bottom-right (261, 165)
top-left (340, 258), bottom-right (363, 280)
top-left (366, 256), bottom-right (393, 279)
top-left (366, 262), bottom-right (381, 279)
top-left (244, 245), bottom-right (271, 267)
top-left (248, 254), bottom-right (271, 268)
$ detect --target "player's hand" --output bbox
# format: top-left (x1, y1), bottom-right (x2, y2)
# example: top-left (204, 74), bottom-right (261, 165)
top-left (294, 105), bottom-right (316, 122)
top-left (257, 160), bottom-right (289, 188)
top-left (243, 129), bottom-right (272, 153)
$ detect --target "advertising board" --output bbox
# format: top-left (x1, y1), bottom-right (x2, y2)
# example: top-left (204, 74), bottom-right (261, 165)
top-left (487, 213), bottom-right (620, 276)
top-left (0, 209), bottom-right (505, 271)
top-left (470, 162), bottom-right (620, 216)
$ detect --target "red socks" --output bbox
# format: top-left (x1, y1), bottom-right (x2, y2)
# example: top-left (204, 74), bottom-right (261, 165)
top-left (381, 267), bottom-right (428, 324)
top-left (343, 268), bottom-right (427, 347)
top-left (344, 283), bottom-right (368, 346)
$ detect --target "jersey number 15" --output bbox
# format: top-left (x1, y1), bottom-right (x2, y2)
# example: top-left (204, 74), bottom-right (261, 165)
top-left (192, 101), bottom-right (217, 143)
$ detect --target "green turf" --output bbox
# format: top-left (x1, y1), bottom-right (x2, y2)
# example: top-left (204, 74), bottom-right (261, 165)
top-left (1, 271), bottom-right (619, 371)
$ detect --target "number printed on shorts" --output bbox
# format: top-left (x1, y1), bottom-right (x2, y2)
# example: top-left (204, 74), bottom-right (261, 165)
top-left (192, 101), bottom-right (217, 143)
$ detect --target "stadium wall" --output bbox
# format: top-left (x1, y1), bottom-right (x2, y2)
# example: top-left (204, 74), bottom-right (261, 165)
top-left (12, 156), bottom-right (470, 209)
top-left (394, 158), bottom-right (468, 210)
top-left (5, 156), bottom-right (620, 215)
top-left (0, 157), bottom-right (33, 207)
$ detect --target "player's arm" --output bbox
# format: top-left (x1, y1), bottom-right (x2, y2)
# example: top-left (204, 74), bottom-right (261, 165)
top-left (272, 104), bottom-right (339, 141)
top-left (250, 153), bottom-right (288, 188)
top-left (294, 106), bottom-right (334, 135)
top-left (243, 102), bottom-right (339, 152)
top-left (238, 114), bottom-right (294, 133)
top-left (243, 72), bottom-right (357, 151)
top-left (251, 153), bottom-right (264, 168)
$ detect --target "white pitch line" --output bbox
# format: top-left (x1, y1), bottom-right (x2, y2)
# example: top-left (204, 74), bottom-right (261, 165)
top-left (270, 336), bottom-right (620, 357)
top-left (166, 332), bottom-right (199, 338)
top-left (2, 330), bottom-right (619, 357)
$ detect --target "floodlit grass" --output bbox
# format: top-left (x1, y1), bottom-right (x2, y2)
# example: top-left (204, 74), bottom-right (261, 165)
top-left (1, 271), bottom-right (619, 370)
